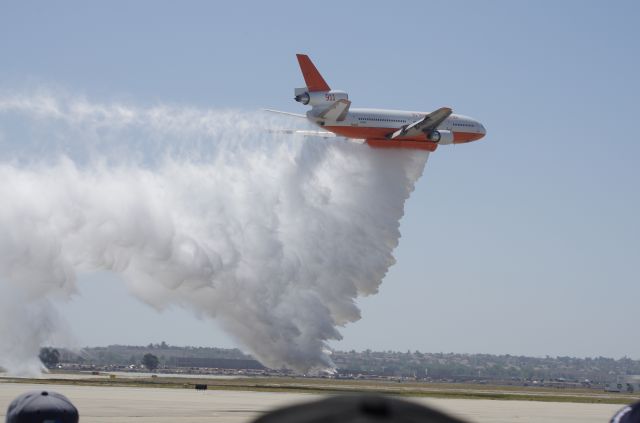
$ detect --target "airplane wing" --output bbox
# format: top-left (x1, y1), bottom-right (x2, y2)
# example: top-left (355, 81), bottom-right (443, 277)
top-left (318, 99), bottom-right (351, 122)
top-left (387, 107), bottom-right (452, 140)
top-left (264, 109), bottom-right (337, 139)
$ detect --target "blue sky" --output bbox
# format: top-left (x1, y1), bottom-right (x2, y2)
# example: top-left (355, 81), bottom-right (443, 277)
top-left (1, 1), bottom-right (639, 358)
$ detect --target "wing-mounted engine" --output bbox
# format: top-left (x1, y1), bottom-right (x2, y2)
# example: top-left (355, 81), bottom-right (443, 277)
top-left (387, 107), bottom-right (452, 141)
top-left (426, 129), bottom-right (454, 145)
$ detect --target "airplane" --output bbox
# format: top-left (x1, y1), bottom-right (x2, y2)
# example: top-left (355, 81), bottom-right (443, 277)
top-left (266, 54), bottom-right (486, 151)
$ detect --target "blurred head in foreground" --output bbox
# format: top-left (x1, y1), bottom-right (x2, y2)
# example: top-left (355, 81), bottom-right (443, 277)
top-left (5, 391), bottom-right (78, 423)
top-left (253, 394), bottom-right (467, 423)
top-left (611, 402), bottom-right (640, 423)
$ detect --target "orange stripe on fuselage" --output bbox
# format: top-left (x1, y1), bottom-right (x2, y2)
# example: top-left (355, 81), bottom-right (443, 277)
top-left (324, 125), bottom-right (485, 144)
top-left (453, 132), bottom-right (484, 143)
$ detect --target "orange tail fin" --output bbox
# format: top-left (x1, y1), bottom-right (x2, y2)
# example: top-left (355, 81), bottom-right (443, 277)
top-left (296, 54), bottom-right (331, 92)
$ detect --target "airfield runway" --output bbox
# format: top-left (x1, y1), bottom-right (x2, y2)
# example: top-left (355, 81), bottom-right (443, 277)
top-left (0, 382), bottom-right (624, 423)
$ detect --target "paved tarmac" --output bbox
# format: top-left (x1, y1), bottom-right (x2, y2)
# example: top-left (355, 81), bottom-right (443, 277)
top-left (0, 371), bottom-right (244, 380)
top-left (0, 382), bottom-right (624, 423)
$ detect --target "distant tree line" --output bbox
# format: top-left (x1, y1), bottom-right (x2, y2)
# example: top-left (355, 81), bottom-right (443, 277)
top-left (46, 344), bottom-right (640, 382)
top-left (331, 350), bottom-right (640, 382)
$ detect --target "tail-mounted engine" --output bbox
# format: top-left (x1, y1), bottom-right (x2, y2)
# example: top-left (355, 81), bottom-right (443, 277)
top-left (295, 87), bottom-right (348, 107)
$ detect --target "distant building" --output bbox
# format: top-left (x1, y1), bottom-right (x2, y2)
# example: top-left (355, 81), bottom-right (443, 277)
top-left (605, 376), bottom-right (640, 393)
top-left (167, 357), bottom-right (265, 370)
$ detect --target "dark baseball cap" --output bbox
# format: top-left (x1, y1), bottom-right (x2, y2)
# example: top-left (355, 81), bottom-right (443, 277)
top-left (5, 390), bottom-right (78, 423)
top-left (611, 402), bottom-right (640, 423)
top-left (252, 394), bottom-right (468, 423)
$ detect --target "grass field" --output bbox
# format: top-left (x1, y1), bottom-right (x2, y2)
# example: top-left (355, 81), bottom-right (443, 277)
top-left (1, 373), bottom-right (638, 405)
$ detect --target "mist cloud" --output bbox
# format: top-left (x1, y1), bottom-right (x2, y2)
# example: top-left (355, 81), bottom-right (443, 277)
top-left (0, 92), bottom-right (428, 374)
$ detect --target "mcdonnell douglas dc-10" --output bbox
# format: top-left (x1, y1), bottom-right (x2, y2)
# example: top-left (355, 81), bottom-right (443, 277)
top-left (267, 54), bottom-right (486, 151)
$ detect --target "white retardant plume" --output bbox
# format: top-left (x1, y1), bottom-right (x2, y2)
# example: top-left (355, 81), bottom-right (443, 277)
top-left (0, 93), bottom-right (429, 374)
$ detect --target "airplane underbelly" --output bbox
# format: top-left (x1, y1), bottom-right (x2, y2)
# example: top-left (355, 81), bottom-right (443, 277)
top-left (325, 125), bottom-right (429, 141)
top-left (324, 125), bottom-right (482, 149)
top-left (365, 139), bottom-right (438, 152)
top-left (324, 125), bottom-right (438, 151)
top-left (324, 125), bottom-right (392, 139)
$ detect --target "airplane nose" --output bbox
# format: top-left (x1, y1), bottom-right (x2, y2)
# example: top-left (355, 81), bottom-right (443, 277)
top-left (476, 123), bottom-right (486, 139)
top-left (453, 120), bottom-right (486, 144)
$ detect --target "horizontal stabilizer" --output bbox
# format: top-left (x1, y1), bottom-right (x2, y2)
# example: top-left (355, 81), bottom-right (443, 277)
top-left (318, 99), bottom-right (351, 121)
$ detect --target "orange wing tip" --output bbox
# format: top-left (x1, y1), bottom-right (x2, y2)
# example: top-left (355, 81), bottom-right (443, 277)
top-left (296, 54), bottom-right (331, 92)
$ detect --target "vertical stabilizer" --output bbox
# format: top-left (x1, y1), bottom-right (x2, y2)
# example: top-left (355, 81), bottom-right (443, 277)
top-left (296, 54), bottom-right (331, 92)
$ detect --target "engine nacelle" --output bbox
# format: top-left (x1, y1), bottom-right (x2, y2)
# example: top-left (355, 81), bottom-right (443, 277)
top-left (295, 88), bottom-right (348, 107)
top-left (427, 129), bottom-right (454, 145)
top-left (294, 91), bottom-right (310, 105)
